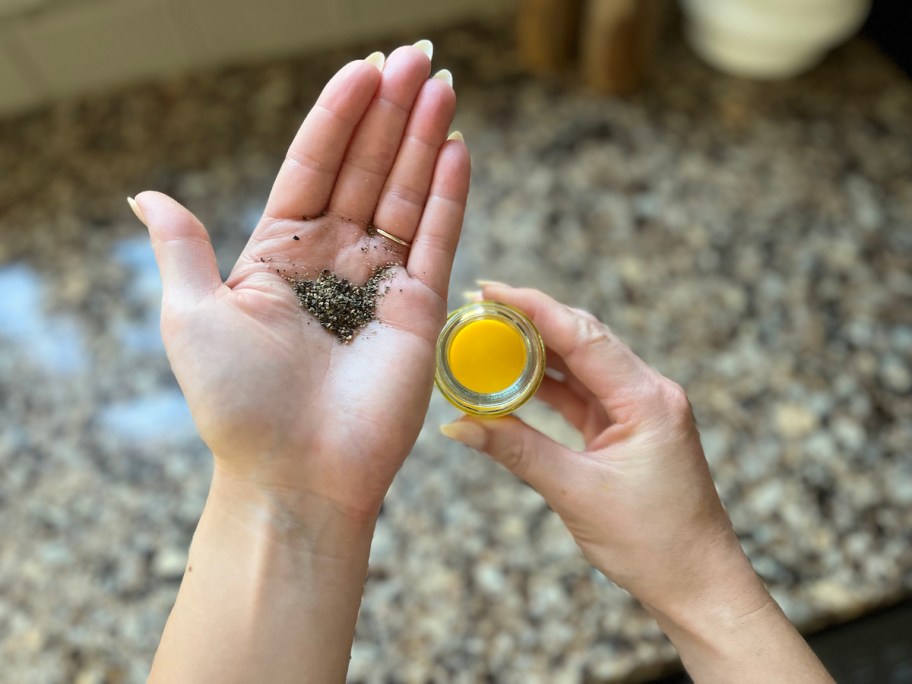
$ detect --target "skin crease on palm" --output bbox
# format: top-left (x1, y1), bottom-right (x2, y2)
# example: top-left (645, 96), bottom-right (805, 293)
top-left (133, 44), bottom-right (470, 523)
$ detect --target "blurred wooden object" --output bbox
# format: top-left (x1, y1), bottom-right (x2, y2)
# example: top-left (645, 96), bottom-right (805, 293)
top-left (581, 0), bottom-right (664, 94)
top-left (516, 0), bottom-right (583, 73)
top-left (517, 0), bottom-right (665, 94)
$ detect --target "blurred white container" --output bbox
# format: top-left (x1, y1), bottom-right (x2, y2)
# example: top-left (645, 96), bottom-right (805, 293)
top-left (680, 0), bottom-right (872, 79)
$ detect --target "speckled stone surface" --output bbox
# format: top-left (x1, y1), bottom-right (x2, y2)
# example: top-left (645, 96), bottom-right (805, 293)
top-left (1, 16), bottom-right (911, 684)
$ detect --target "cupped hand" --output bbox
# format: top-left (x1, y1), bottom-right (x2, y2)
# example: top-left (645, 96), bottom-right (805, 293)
top-left (132, 45), bottom-right (469, 520)
top-left (441, 284), bottom-right (759, 616)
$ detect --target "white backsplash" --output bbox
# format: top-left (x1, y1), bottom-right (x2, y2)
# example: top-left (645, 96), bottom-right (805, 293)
top-left (0, 0), bottom-right (515, 116)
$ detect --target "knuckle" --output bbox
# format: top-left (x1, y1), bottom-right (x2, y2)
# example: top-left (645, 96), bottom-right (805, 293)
top-left (658, 379), bottom-right (695, 426)
top-left (569, 306), bottom-right (600, 324)
top-left (571, 314), bottom-right (613, 357)
top-left (498, 440), bottom-right (527, 476)
top-left (492, 424), bottom-right (532, 478)
top-left (383, 182), bottom-right (426, 211)
top-left (286, 148), bottom-right (334, 177)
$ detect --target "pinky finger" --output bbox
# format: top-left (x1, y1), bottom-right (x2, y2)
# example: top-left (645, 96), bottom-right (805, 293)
top-left (407, 133), bottom-right (470, 297)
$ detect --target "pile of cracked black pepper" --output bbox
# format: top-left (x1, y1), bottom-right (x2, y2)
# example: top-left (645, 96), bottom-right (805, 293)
top-left (291, 265), bottom-right (394, 343)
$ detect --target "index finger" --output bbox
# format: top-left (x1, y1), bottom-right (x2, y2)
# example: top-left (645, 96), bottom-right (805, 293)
top-left (262, 56), bottom-right (383, 222)
top-left (478, 284), bottom-right (660, 414)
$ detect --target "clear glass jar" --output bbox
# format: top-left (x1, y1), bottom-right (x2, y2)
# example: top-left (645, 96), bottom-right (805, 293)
top-left (435, 301), bottom-right (546, 417)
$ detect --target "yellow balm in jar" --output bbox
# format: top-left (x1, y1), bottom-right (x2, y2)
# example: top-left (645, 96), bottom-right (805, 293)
top-left (435, 301), bottom-right (546, 416)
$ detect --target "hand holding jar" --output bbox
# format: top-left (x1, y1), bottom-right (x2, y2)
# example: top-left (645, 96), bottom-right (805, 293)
top-left (441, 282), bottom-right (833, 684)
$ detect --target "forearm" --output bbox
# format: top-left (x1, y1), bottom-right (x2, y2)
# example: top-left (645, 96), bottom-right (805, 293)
top-left (149, 467), bottom-right (376, 684)
top-left (644, 544), bottom-right (834, 684)
top-left (654, 599), bottom-right (833, 684)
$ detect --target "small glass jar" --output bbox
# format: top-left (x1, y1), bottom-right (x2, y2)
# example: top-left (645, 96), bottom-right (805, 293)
top-left (435, 301), bottom-right (546, 417)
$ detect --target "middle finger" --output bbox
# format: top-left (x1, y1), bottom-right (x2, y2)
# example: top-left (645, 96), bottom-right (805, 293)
top-left (326, 42), bottom-right (433, 226)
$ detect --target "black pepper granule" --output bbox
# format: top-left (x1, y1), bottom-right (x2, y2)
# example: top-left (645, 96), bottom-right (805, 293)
top-left (290, 265), bottom-right (395, 343)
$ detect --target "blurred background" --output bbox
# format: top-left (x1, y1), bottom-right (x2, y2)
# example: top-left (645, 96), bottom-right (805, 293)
top-left (1, 0), bottom-right (911, 682)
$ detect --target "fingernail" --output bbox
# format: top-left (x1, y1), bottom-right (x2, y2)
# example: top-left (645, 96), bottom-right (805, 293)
top-left (447, 130), bottom-right (464, 142)
top-left (476, 279), bottom-right (507, 288)
top-left (440, 421), bottom-right (486, 450)
top-left (433, 68), bottom-right (453, 87)
top-left (461, 289), bottom-right (482, 302)
top-left (127, 196), bottom-right (147, 226)
top-left (413, 39), bottom-right (433, 60)
top-left (545, 366), bottom-right (567, 382)
top-left (365, 51), bottom-right (385, 71)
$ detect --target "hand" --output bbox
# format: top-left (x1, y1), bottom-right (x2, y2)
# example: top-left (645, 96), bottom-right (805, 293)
top-left (442, 284), bottom-right (834, 683)
top-left (144, 45), bottom-right (470, 684)
top-left (132, 46), bottom-right (469, 523)
top-left (441, 283), bottom-right (758, 614)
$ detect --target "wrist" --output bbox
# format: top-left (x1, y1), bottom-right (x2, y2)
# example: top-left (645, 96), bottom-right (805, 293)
top-left (643, 532), bottom-right (770, 634)
top-left (150, 465), bottom-right (377, 683)
top-left (642, 536), bottom-right (785, 671)
top-left (643, 544), bottom-right (833, 684)
top-left (205, 464), bottom-right (378, 561)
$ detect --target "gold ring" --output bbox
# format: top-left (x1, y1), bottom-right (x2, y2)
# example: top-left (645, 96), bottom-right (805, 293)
top-left (372, 226), bottom-right (411, 249)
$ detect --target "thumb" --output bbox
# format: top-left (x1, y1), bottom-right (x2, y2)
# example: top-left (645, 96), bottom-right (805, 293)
top-left (440, 416), bottom-right (576, 500)
top-left (128, 191), bottom-right (222, 304)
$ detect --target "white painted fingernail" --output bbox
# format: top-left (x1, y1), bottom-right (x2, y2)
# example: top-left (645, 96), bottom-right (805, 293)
top-left (461, 289), bottom-right (482, 302)
top-left (447, 130), bottom-right (464, 143)
top-left (475, 278), bottom-right (506, 287)
top-left (365, 51), bottom-right (385, 71)
top-left (433, 68), bottom-right (453, 87)
top-left (440, 421), bottom-right (486, 450)
top-left (127, 196), bottom-right (147, 226)
top-left (413, 39), bottom-right (433, 60)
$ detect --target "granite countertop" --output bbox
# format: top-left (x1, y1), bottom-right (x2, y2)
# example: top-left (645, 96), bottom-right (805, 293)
top-left (1, 16), bottom-right (911, 684)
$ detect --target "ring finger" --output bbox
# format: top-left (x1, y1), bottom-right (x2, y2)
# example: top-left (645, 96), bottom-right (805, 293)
top-left (371, 70), bottom-right (455, 245)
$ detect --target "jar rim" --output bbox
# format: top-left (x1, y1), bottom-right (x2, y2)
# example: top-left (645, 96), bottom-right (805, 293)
top-left (435, 301), bottom-right (546, 417)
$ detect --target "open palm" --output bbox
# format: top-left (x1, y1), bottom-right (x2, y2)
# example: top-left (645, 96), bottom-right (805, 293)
top-left (133, 45), bottom-right (469, 518)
